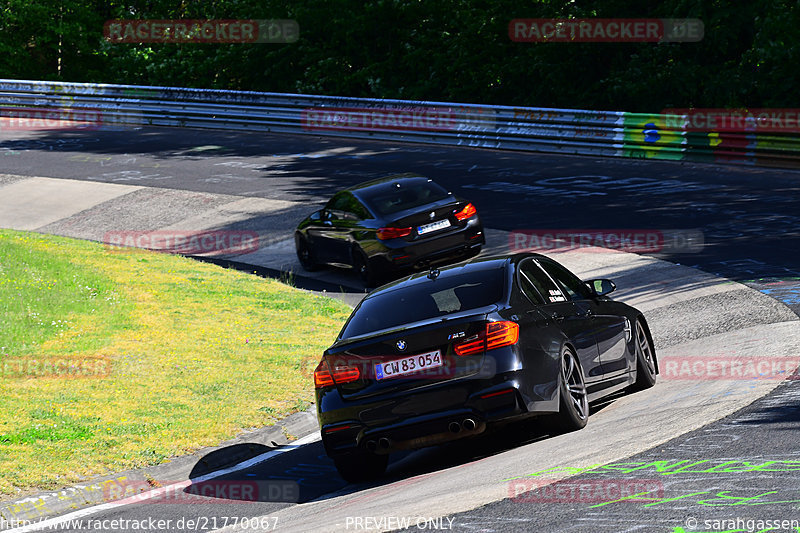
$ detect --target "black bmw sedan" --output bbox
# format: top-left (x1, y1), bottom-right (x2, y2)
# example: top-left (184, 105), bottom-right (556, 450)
top-left (313, 252), bottom-right (658, 482)
top-left (295, 174), bottom-right (484, 285)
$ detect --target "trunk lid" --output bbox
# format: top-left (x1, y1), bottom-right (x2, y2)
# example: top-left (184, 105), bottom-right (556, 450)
top-left (386, 198), bottom-right (473, 241)
top-left (324, 307), bottom-right (494, 400)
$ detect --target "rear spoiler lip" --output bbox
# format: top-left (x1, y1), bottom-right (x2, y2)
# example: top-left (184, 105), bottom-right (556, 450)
top-left (325, 305), bottom-right (498, 354)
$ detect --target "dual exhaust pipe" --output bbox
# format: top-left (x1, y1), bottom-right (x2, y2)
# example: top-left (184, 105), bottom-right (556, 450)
top-left (449, 418), bottom-right (477, 433)
top-left (365, 437), bottom-right (391, 452)
top-left (365, 418), bottom-right (479, 452)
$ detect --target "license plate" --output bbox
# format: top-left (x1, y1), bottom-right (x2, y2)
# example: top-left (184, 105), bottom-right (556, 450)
top-left (375, 350), bottom-right (443, 380)
top-left (417, 219), bottom-right (451, 235)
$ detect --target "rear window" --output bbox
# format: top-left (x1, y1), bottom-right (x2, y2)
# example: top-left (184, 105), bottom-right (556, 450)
top-left (340, 268), bottom-right (505, 339)
top-left (359, 180), bottom-right (451, 216)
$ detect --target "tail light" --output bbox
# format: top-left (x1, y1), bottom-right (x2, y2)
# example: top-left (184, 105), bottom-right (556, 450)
top-left (454, 203), bottom-right (477, 221)
top-left (486, 321), bottom-right (519, 350)
top-left (453, 336), bottom-right (485, 356)
top-left (454, 321), bottom-right (519, 356)
top-left (314, 360), bottom-right (361, 388)
top-left (377, 226), bottom-right (412, 240)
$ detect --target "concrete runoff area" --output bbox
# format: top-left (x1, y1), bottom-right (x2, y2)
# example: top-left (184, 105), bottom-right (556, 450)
top-left (0, 177), bottom-right (141, 231)
top-left (0, 174), bottom-right (798, 532)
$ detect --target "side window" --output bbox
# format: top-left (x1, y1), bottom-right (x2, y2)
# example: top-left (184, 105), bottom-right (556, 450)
top-left (347, 196), bottom-right (371, 220)
top-left (327, 193), bottom-right (370, 220)
top-left (518, 259), bottom-right (566, 305)
top-left (538, 258), bottom-right (593, 301)
top-left (325, 192), bottom-right (347, 218)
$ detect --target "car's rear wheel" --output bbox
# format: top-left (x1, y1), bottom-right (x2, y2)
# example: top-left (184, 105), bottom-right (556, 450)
top-left (352, 248), bottom-right (377, 287)
top-left (553, 346), bottom-right (589, 432)
top-left (632, 319), bottom-right (657, 390)
top-left (295, 234), bottom-right (319, 271)
top-left (332, 450), bottom-right (388, 483)
top-left (465, 245), bottom-right (482, 259)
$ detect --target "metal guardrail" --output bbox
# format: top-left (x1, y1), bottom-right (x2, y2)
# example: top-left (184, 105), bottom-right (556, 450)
top-left (1, 78), bottom-right (799, 168)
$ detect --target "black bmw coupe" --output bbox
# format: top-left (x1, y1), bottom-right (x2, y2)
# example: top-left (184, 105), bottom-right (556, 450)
top-left (295, 174), bottom-right (484, 285)
top-left (313, 252), bottom-right (658, 482)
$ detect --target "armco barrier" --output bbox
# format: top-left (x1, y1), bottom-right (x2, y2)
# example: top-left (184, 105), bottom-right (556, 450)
top-left (1, 79), bottom-right (799, 168)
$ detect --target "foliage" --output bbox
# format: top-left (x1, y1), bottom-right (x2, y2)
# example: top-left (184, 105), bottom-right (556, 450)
top-left (1, 0), bottom-right (798, 112)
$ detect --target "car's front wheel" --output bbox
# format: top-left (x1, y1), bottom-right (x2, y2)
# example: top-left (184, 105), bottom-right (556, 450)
top-left (332, 450), bottom-right (388, 483)
top-left (552, 345), bottom-right (589, 432)
top-left (295, 234), bottom-right (319, 272)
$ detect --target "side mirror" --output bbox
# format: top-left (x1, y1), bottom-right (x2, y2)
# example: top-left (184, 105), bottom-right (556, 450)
top-left (586, 279), bottom-right (616, 297)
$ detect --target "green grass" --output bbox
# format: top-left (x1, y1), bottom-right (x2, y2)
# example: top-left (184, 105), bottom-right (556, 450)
top-left (0, 229), bottom-right (351, 497)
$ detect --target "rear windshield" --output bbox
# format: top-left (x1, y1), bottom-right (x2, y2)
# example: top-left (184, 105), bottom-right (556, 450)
top-left (359, 180), bottom-right (451, 216)
top-left (340, 268), bottom-right (505, 338)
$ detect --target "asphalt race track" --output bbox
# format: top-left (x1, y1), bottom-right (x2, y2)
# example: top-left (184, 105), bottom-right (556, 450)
top-left (1, 125), bottom-right (800, 533)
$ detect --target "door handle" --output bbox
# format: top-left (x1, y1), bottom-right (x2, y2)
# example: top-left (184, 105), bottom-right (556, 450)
top-left (578, 309), bottom-right (593, 317)
top-left (551, 313), bottom-right (564, 322)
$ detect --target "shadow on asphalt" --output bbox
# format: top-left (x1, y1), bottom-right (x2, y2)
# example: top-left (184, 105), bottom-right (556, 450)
top-left (189, 255), bottom-right (369, 294)
top-left (6, 126), bottom-right (800, 287)
top-left (180, 396), bottom-right (629, 506)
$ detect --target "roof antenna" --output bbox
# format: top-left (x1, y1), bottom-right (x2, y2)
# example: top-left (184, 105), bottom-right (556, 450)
top-left (427, 267), bottom-right (440, 280)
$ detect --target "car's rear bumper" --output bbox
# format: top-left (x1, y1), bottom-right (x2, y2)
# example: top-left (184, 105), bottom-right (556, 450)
top-left (318, 365), bottom-right (544, 457)
top-left (375, 218), bottom-right (485, 270)
top-left (321, 393), bottom-right (523, 456)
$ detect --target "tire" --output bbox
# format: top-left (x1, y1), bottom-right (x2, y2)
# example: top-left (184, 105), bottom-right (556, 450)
top-left (552, 345), bottom-right (589, 433)
top-left (352, 249), bottom-right (378, 287)
top-left (295, 234), bottom-right (319, 272)
top-left (332, 451), bottom-right (388, 483)
top-left (465, 245), bottom-right (482, 259)
top-left (631, 319), bottom-right (657, 391)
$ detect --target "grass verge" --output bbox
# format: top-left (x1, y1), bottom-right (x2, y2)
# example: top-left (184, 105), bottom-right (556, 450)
top-left (0, 229), bottom-right (351, 498)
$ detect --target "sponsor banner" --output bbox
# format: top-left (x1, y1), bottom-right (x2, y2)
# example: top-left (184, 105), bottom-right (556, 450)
top-left (660, 357), bottom-right (800, 381)
top-left (0, 107), bottom-right (103, 130)
top-left (103, 479), bottom-right (299, 503)
top-left (663, 108), bottom-right (800, 133)
top-left (508, 478), bottom-right (663, 503)
top-left (301, 106), bottom-right (459, 133)
top-left (455, 106), bottom-right (498, 133)
top-left (104, 19), bottom-right (299, 44)
top-left (509, 229), bottom-right (704, 254)
top-left (622, 113), bottom-right (685, 160)
top-left (1, 357), bottom-right (111, 379)
top-left (509, 18), bottom-right (703, 43)
top-left (508, 109), bottom-right (623, 125)
top-left (104, 231), bottom-right (260, 256)
top-left (712, 132), bottom-right (757, 164)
